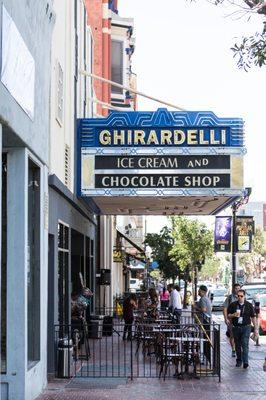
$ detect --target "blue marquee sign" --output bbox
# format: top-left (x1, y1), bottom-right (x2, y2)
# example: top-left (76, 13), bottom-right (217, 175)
top-left (78, 108), bottom-right (244, 150)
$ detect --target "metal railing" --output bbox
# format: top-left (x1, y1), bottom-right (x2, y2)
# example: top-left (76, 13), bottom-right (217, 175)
top-left (53, 310), bottom-right (220, 381)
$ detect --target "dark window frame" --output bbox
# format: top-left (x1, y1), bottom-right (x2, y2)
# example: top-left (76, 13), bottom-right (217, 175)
top-left (27, 158), bottom-right (41, 368)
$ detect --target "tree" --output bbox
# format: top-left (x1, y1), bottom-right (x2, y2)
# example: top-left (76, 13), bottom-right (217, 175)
top-left (199, 256), bottom-right (221, 281)
top-left (149, 269), bottom-right (162, 281)
top-left (238, 227), bottom-right (266, 279)
top-left (144, 226), bottom-right (180, 282)
top-left (170, 217), bottom-right (213, 302)
top-left (188, 0), bottom-right (266, 69)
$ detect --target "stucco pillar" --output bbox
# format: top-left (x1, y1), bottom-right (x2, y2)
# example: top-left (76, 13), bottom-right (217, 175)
top-left (6, 148), bottom-right (27, 400)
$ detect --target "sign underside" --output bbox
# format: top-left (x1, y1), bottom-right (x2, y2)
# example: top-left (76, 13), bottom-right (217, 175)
top-left (90, 195), bottom-right (240, 215)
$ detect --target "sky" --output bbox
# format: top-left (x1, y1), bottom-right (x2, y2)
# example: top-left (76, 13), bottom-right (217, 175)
top-left (119, 0), bottom-right (266, 233)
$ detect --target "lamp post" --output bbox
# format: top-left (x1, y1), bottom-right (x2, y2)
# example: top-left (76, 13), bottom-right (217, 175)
top-left (231, 187), bottom-right (252, 291)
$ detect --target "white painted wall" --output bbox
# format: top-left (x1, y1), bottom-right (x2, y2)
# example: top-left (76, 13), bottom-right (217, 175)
top-left (50, 0), bottom-right (94, 192)
top-left (50, 0), bottom-right (74, 190)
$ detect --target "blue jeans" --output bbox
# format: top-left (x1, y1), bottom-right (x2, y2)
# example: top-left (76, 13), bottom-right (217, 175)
top-left (232, 325), bottom-right (251, 364)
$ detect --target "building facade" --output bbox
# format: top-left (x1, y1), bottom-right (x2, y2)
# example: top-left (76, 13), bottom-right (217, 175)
top-left (47, 0), bottom-right (97, 375)
top-left (85, 0), bottom-right (137, 309)
top-left (238, 201), bottom-right (266, 232)
top-left (0, 1), bottom-right (54, 399)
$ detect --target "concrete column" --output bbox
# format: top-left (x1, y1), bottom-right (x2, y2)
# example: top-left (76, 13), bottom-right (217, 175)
top-left (6, 148), bottom-right (27, 400)
top-left (3, 149), bottom-right (49, 400)
top-left (0, 124), bottom-right (2, 305)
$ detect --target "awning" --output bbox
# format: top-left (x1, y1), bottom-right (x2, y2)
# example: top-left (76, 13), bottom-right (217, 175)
top-left (117, 229), bottom-right (145, 254)
top-left (129, 258), bottom-right (145, 270)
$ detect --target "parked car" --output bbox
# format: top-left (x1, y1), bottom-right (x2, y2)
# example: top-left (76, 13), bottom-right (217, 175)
top-left (253, 294), bottom-right (266, 335)
top-left (242, 283), bottom-right (266, 303)
top-left (208, 287), bottom-right (228, 310)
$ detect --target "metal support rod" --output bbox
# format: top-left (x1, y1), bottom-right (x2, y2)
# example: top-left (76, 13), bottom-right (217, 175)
top-left (231, 187), bottom-right (252, 291)
top-left (231, 204), bottom-right (237, 291)
top-left (80, 70), bottom-right (186, 111)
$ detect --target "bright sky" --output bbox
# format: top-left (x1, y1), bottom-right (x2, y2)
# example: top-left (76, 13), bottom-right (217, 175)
top-left (119, 0), bottom-right (266, 233)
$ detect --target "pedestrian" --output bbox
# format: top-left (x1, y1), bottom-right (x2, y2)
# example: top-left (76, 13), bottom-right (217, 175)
top-left (156, 281), bottom-right (164, 295)
top-left (160, 287), bottom-right (170, 310)
top-left (223, 283), bottom-right (241, 357)
top-left (227, 289), bottom-right (258, 369)
top-left (168, 284), bottom-right (182, 325)
top-left (122, 293), bottom-right (137, 340)
top-left (194, 285), bottom-right (212, 316)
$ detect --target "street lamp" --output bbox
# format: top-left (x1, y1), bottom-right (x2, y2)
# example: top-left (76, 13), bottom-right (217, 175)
top-left (231, 187), bottom-right (252, 290)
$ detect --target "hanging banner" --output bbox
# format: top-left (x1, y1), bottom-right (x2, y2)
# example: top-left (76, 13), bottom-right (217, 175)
top-left (214, 216), bottom-right (232, 252)
top-left (235, 216), bottom-right (254, 252)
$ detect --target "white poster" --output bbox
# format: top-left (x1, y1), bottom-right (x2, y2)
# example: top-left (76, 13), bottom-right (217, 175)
top-left (1, 5), bottom-right (35, 119)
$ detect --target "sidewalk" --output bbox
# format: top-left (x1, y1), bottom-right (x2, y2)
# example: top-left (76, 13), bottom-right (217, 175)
top-left (36, 318), bottom-right (266, 400)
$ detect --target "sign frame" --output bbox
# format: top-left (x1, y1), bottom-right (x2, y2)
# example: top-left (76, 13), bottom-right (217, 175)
top-left (77, 109), bottom-right (245, 201)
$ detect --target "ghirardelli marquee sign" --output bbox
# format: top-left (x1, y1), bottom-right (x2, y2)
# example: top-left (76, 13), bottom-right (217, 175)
top-left (77, 109), bottom-right (246, 215)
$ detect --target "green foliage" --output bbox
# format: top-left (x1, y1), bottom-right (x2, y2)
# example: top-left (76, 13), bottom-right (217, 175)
top-left (145, 217), bottom-right (216, 283)
top-left (145, 226), bottom-right (180, 280)
top-left (170, 217), bottom-right (213, 275)
top-left (199, 256), bottom-right (221, 280)
top-left (149, 269), bottom-right (162, 280)
top-left (231, 33), bottom-right (266, 70)
top-left (252, 226), bottom-right (265, 254)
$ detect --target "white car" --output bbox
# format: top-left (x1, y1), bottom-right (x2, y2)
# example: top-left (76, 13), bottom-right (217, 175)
top-left (242, 283), bottom-right (266, 303)
top-left (208, 287), bottom-right (228, 310)
top-left (129, 278), bottom-right (141, 292)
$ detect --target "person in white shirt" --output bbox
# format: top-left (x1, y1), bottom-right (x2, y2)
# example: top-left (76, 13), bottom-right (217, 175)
top-left (168, 284), bottom-right (182, 325)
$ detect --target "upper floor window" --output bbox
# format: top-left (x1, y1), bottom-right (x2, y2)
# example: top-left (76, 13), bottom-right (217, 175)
top-left (56, 61), bottom-right (64, 125)
top-left (111, 40), bottom-right (123, 94)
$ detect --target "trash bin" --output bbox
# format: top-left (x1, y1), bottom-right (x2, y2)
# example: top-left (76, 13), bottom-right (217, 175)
top-left (57, 338), bottom-right (73, 378)
top-left (88, 315), bottom-right (104, 338)
top-left (103, 316), bottom-right (113, 336)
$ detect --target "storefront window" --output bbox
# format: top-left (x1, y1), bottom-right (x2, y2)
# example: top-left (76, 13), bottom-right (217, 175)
top-left (58, 223), bottom-right (69, 329)
top-left (1, 153), bottom-right (7, 373)
top-left (85, 237), bottom-right (94, 310)
top-left (27, 159), bottom-right (41, 366)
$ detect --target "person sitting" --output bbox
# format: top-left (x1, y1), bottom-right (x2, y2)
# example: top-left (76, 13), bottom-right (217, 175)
top-left (146, 288), bottom-right (159, 321)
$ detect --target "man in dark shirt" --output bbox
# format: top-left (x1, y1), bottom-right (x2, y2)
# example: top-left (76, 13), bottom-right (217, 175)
top-left (227, 289), bottom-right (258, 369)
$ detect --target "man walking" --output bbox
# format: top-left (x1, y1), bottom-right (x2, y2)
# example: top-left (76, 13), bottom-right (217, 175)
top-left (223, 283), bottom-right (241, 357)
top-left (227, 289), bottom-right (258, 369)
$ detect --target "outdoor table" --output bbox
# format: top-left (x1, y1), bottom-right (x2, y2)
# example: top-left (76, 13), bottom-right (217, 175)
top-left (153, 327), bottom-right (181, 333)
top-left (154, 319), bottom-right (172, 324)
top-left (167, 337), bottom-right (206, 342)
top-left (166, 336), bottom-right (206, 377)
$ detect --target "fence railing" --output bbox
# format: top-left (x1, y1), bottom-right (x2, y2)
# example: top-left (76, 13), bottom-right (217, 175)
top-left (54, 310), bottom-right (220, 381)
